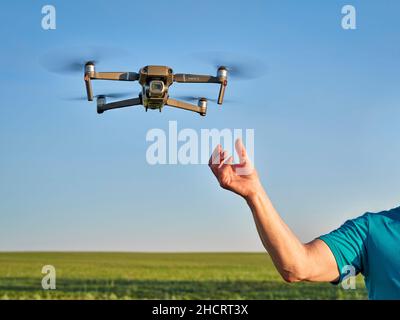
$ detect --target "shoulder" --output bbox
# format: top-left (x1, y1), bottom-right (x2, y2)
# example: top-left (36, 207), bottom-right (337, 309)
top-left (364, 206), bottom-right (400, 223)
top-left (320, 206), bottom-right (400, 240)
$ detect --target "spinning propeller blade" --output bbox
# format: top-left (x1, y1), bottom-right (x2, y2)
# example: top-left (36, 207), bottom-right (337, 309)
top-left (65, 92), bottom-right (133, 101)
top-left (192, 52), bottom-right (267, 80)
top-left (40, 46), bottom-right (128, 75)
top-left (175, 95), bottom-right (234, 104)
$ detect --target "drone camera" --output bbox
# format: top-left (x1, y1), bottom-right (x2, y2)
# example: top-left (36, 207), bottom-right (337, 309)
top-left (148, 80), bottom-right (165, 97)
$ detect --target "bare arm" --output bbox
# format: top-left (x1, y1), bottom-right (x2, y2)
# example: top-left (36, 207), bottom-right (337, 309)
top-left (208, 140), bottom-right (339, 283)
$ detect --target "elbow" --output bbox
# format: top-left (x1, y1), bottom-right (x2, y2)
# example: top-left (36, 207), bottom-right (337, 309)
top-left (280, 266), bottom-right (308, 283)
top-left (281, 272), bottom-right (302, 283)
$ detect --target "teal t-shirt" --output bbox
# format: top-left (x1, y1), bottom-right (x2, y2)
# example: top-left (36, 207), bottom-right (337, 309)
top-left (319, 206), bottom-right (400, 300)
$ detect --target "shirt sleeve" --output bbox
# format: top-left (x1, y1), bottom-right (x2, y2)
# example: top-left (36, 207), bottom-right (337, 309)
top-left (318, 213), bottom-right (370, 284)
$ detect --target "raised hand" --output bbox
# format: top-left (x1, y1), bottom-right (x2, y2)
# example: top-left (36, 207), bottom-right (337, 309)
top-left (208, 139), bottom-right (262, 200)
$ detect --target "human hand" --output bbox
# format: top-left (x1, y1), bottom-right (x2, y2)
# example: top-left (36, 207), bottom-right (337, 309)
top-left (208, 139), bottom-right (262, 200)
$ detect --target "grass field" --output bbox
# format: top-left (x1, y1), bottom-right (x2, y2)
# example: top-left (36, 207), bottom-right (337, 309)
top-left (0, 252), bottom-right (367, 300)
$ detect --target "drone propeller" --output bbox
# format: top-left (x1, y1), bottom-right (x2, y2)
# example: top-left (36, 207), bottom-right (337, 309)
top-left (176, 95), bottom-right (216, 103)
top-left (65, 92), bottom-right (133, 101)
top-left (192, 52), bottom-right (267, 80)
top-left (40, 46), bottom-right (128, 75)
top-left (175, 95), bottom-right (234, 104)
top-left (53, 59), bottom-right (99, 74)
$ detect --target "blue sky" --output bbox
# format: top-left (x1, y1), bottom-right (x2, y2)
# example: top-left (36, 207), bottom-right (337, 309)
top-left (0, 0), bottom-right (400, 251)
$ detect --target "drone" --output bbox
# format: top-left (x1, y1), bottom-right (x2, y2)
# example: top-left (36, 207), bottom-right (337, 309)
top-left (84, 63), bottom-right (228, 116)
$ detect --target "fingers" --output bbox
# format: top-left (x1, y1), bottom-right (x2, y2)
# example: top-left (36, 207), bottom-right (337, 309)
top-left (209, 145), bottom-right (234, 177)
top-left (210, 142), bottom-right (246, 167)
top-left (225, 155), bottom-right (234, 165)
top-left (208, 145), bottom-right (229, 166)
top-left (235, 138), bottom-right (248, 164)
top-left (209, 144), bottom-right (221, 165)
top-left (208, 144), bottom-right (221, 176)
top-left (233, 138), bottom-right (254, 175)
top-left (218, 150), bottom-right (229, 168)
top-left (209, 140), bottom-right (254, 178)
top-left (209, 140), bottom-right (249, 168)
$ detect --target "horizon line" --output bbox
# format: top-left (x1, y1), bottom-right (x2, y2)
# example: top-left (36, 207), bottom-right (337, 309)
top-left (0, 250), bottom-right (267, 254)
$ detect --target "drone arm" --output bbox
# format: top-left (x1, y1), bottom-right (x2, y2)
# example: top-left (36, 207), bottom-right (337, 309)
top-left (97, 97), bottom-right (142, 114)
top-left (166, 98), bottom-right (206, 116)
top-left (91, 72), bottom-right (139, 81)
top-left (84, 71), bottom-right (139, 101)
top-left (173, 74), bottom-right (219, 84)
top-left (174, 73), bottom-right (227, 105)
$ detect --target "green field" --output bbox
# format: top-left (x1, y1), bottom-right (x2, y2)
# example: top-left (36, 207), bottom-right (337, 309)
top-left (0, 252), bottom-right (367, 300)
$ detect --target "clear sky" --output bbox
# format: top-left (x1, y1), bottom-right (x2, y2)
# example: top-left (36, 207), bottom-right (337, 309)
top-left (0, 0), bottom-right (400, 251)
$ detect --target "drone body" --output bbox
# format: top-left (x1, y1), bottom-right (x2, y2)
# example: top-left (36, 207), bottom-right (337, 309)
top-left (84, 63), bottom-right (228, 116)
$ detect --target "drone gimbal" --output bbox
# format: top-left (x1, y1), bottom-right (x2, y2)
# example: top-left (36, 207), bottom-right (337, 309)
top-left (84, 64), bottom-right (228, 116)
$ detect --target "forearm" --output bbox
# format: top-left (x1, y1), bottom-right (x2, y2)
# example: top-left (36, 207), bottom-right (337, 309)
top-left (208, 141), bottom-right (338, 282)
top-left (245, 188), bottom-right (309, 282)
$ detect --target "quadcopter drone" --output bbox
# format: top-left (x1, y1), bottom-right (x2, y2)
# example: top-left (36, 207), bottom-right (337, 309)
top-left (84, 63), bottom-right (228, 116)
